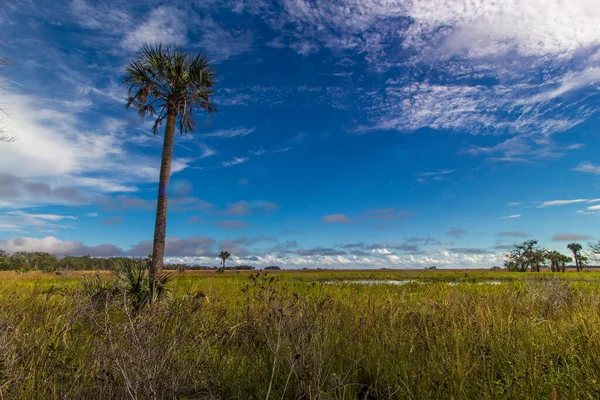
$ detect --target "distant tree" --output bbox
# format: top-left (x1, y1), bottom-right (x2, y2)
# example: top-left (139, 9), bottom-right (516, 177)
top-left (218, 251), bottom-right (231, 268)
top-left (504, 240), bottom-right (546, 272)
top-left (546, 250), bottom-right (572, 272)
top-left (264, 266), bottom-right (281, 270)
top-left (9, 252), bottom-right (58, 272)
top-left (0, 249), bottom-right (9, 270)
top-left (567, 243), bottom-right (586, 272)
top-left (123, 44), bottom-right (217, 279)
top-left (588, 240), bottom-right (600, 263)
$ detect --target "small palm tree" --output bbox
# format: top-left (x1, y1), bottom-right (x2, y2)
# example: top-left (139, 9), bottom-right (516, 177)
top-left (123, 44), bottom-right (217, 279)
top-left (219, 251), bottom-right (231, 268)
top-left (567, 243), bottom-right (583, 272)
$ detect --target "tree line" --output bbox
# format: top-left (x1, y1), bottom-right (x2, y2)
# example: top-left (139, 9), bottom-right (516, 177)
top-left (0, 250), bottom-right (257, 272)
top-left (504, 240), bottom-right (596, 272)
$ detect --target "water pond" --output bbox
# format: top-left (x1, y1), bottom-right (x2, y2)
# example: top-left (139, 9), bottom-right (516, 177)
top-left (325, 280), bottom-right (503, 286)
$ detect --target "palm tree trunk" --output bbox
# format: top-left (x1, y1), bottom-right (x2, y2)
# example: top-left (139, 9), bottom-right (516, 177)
top-left (150, 111), bottom-right (177, 278)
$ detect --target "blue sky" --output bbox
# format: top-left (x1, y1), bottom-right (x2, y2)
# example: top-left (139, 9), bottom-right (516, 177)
top-left (1, 0), bottom-right (600, 268)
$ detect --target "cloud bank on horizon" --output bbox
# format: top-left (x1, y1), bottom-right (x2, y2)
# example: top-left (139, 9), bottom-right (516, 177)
top-left (0, 0), bottom-right (599, 268)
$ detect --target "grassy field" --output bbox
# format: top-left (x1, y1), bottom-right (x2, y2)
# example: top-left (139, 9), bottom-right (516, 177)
top-left (2, 269), bottom-right (600, 399)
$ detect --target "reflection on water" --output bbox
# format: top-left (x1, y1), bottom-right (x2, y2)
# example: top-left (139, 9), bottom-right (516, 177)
top-left (325, 280), bottom-right (503, 285)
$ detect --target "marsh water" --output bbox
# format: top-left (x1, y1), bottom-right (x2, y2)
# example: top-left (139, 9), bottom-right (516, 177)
top-left (326, 280), bottom-right (503, 285)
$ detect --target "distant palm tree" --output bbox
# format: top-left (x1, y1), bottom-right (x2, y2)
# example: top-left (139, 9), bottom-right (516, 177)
top-left (124, 44), bottom-right (216, 278)
top-left (567, 243), bottom-right (583, 272)
top-left (219, 251), bottom-right (231, 268)
top-left (547, 250), bottom-right (573, 273)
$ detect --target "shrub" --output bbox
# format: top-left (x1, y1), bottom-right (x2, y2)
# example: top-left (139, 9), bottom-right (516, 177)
top-left (114, 259), bottom-right (172, 311)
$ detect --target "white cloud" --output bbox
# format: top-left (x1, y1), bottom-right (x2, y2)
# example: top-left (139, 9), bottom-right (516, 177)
top-left (0, 211), bottom-right (77, 233)
top-left (406, 0), bottom-right (600, 58)
top-left (263, 0), bottom-right (600, 64)
top-left (252, 1), bottom-right (600, 144)
top-left (418, 169), bottom-right (459, 177)
top-left (500, 214), bottom-right (521, 219)
top-left (70, 0), bottom-right (131, 33)
top-left (121, 7), bottom-right (188, 51)
top-left (0, 91), bottom-right (194, 207)
top-left (0, 236), bottom-right (122, 256)
top-left (197, 17), bottom-right (253, 62)
top-left (221, 157), bottom-right (250, 167)
top-left (202, 127), bottom-right (255, 139)
top-left (167, 247), bottom-right (505, 269)
top-left (538, 199), bottom-right (588, 208)
top-left (574, 162), bottom-right (600, 174)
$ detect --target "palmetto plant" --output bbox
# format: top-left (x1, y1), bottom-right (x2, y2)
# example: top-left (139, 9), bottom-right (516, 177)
top-left (219, 251), bottom-right (231, 268)
top-left (123, 44), bottom-right (217, 278)
top-left (114, 258), bottom-right (171, 311)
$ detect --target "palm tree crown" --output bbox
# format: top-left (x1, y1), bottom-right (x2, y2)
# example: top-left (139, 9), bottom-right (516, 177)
top-left (124, 44), bottom-right (217, 134)
top-left (219, 251), bottom-right (231, 268)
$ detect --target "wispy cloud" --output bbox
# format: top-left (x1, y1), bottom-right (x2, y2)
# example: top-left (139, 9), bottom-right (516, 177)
top-left (500, 214), bottom-right (521, 219)
top-left (552, 233), bottom-right (593, 242)
top-left (538, 199), bottom-right (587, 208)
top-left (215, 220), bottom-right (249, 230)
top-left (121, 6), bottom-right (188, 51)
top-left (418, 169), bottom-right (460, 177)
top-left (0, 211), bottom-right (77, 233)
top-left (196, 17), bottom-right (253, 62)
top-left (574, 162), bottom-right (600, 174)
top-left (221, 157), bottom-right (249, 167)
top-left (322, 214), bottom-right (351, 224)
top-left (362, 208), bottom-right (411, 222)
top-left (221, 200), bottom-right (279, 216)
top-left (202, 127), bottom-right (255, 139)
top-left (497, 231), bottom-right (529, 237)
top-left (446, 229), bottom-right (466, 237)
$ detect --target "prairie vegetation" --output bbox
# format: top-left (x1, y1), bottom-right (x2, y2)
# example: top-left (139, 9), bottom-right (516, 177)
top-left (2, 269), bottom-right (600, 399)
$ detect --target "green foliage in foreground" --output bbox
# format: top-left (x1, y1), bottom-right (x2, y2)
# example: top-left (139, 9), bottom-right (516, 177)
top-left (2, 271), bottom-right (600, 398)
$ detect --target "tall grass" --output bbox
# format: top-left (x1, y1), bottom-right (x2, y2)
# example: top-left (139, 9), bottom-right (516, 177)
top-left (1, 270), bottom-right (600, 398)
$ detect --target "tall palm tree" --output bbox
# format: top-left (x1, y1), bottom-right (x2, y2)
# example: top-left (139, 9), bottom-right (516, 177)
top-left (124, 44), bottom-right (216, 278)
top-left (218, 251), bottom-right (231, 268)
top-left (567, 243), bottom-right (583, 272)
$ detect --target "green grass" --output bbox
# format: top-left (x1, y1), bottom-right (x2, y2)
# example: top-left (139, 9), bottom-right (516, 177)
top-left (2, 269), bottom-right (600, 398)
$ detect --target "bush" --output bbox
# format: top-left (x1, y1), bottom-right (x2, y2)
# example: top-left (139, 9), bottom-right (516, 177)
top-left (114, 259), bottom-right (172, 311)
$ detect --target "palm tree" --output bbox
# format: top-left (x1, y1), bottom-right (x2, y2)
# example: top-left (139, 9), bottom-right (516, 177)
top-left (567, 243), bottom-right (584, 272)
top-left (218, 251), bottom-right (231, 268)
top-left (547, 250), bottom-right (573, 272)
top-left (124, 44), bottom-right (217, 278)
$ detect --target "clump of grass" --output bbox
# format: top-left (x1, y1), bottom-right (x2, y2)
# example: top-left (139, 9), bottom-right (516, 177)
top-left (81, 273), bottom-right (120, 309)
